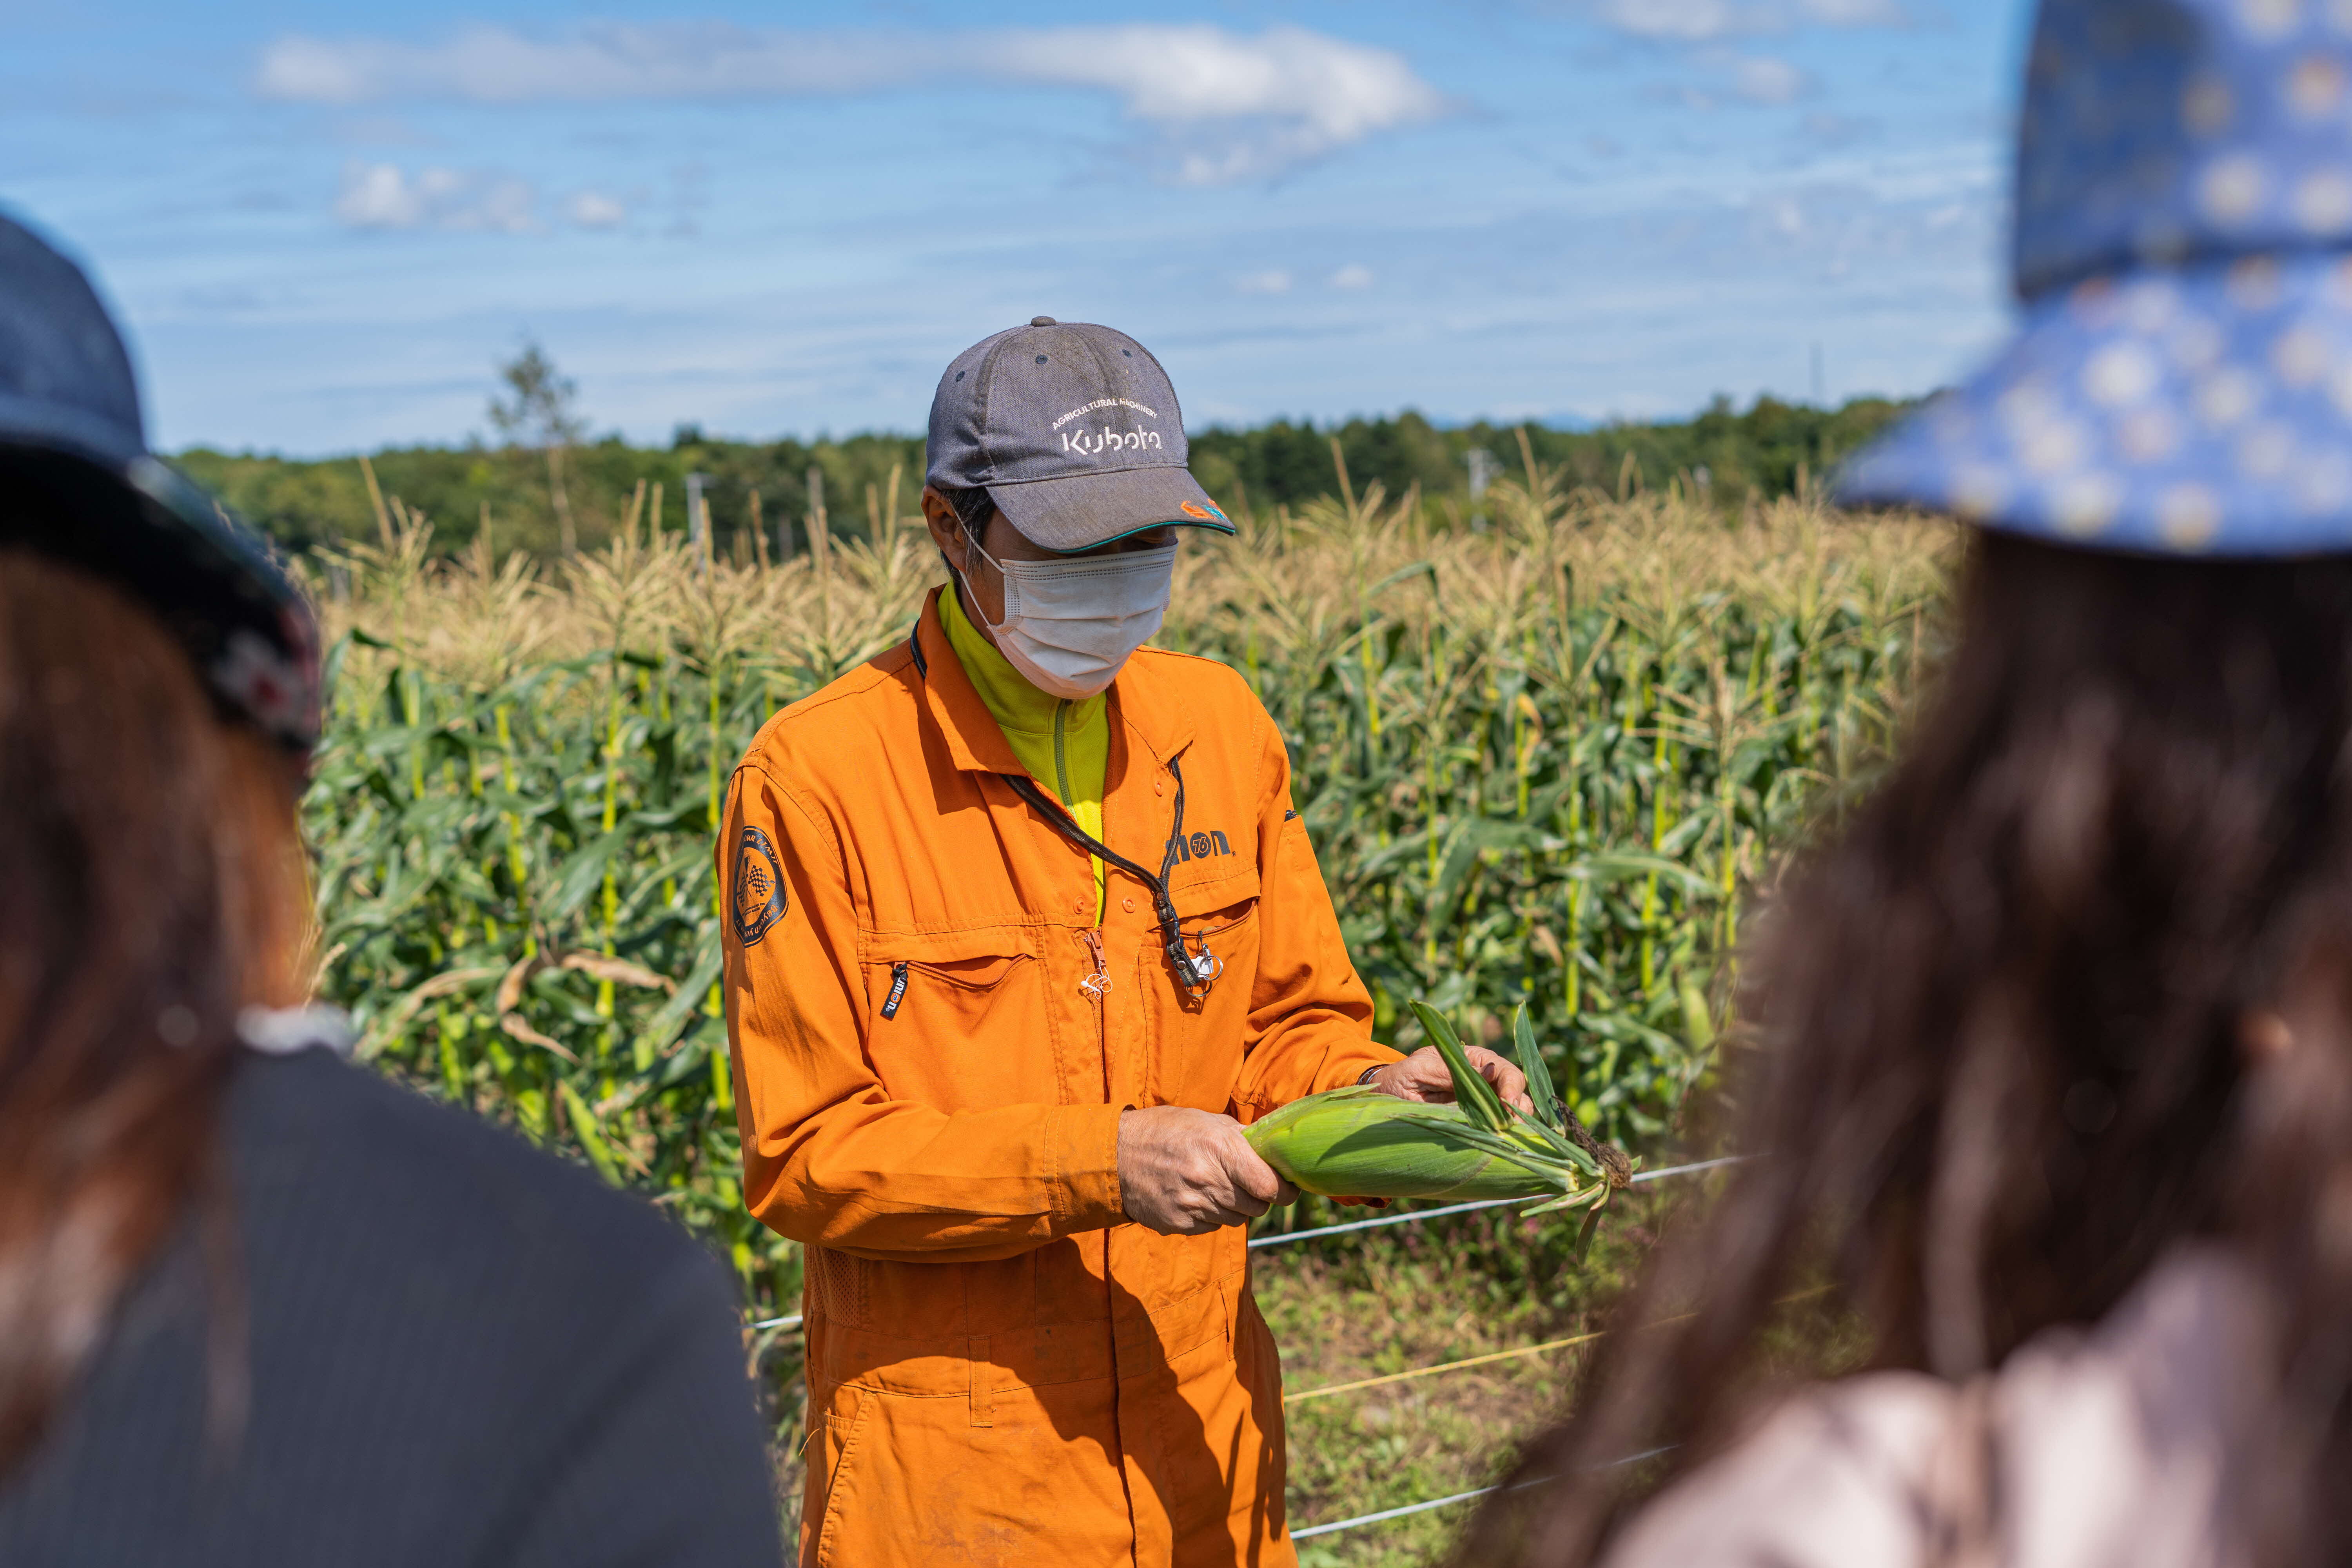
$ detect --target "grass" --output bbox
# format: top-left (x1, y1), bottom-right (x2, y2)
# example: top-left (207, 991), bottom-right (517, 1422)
top-left (1266, 1195), bottom-right (1670, 1566)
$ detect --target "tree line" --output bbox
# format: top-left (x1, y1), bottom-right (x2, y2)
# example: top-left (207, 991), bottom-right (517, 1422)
top-left (178, 368), bottom-right (1914, 561)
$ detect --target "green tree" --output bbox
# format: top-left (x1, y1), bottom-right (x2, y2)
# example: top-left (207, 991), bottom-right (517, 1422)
top-left (489, 341), bottom-right (587, 554)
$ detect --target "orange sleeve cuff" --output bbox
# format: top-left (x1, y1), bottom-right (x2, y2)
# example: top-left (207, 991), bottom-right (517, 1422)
top-left (1051, 1103), bottom-right (1127, 1230)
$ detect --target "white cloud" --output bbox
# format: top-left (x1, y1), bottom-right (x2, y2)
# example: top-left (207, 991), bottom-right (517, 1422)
top-left (1581, 0), bottom-right (1907, 41)
top-left (1731, 55), bottom-right (1813, 104)
top-left (334, 162), bottom-right (539, 232)
top-left (257, 23), bottom-right (1445, 184)
top-left (1331, 263), bottom-right (1376, 289)
top-left (1236, 269), bottom-right (1294, 294)
top-left (564, 190), bottom-right (628, 228)
top-left (331, 167), bottom-right (629, 233)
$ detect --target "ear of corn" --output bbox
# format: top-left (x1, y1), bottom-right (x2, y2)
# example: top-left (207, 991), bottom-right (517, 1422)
top-left (1245, 1000), bottom-right (1635, 1216)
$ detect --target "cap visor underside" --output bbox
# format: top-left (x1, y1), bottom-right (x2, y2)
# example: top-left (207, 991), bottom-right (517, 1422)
top-left (987, 463), bottom-right (1236, 552)
top-left (1836, 252), bottom-right (2352, 557)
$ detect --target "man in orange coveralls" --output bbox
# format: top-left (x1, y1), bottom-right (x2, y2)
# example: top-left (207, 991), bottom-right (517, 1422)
top-left (720, 318), bottom-right (1531, 1567)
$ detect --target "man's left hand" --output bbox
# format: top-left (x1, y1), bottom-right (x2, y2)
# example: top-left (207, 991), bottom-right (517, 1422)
top-left (1365, 1046), bottom-right (1536, 1116)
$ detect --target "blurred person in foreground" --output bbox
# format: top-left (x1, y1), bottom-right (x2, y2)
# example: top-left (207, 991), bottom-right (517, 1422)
top-left (1471, 4), bottom-right (2352, 1566)
top-left (719, 318), bottom-right (1533, 1566)
top-left (0, 213), bottom-right (780, 1565)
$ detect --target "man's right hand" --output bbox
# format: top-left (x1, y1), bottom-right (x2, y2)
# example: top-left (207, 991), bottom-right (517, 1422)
top-left (1116, 1107), bottom-right (1298, 1236)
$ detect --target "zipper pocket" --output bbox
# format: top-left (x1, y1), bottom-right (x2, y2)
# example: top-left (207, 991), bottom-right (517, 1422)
top-left (877, 953), bottom-right (1035, 1020)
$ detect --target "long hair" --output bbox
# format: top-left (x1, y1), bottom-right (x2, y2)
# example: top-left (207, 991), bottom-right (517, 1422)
top-left (1479, 530), bottom-right (2352, 1564)
top-left (0, 548), bottom-right (309, 1475)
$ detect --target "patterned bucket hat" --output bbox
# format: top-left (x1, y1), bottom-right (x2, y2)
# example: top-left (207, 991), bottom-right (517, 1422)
top-left (1840, 0), bottom-right (2352, 556)
top-left (0, 211), bottom-right (319, 749)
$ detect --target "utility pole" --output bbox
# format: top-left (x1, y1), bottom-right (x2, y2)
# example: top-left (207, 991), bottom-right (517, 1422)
top-left (686, 472), bottom-right (710, 577)
top-left (1465, 447), bottom-right (1503, 529)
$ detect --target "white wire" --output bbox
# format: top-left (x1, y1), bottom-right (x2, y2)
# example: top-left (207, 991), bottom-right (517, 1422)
top-left (1289, 1483), bottom-right (1496, 1539)
top-left (745, 1157), bottom-right (1747, 1331)
top-left (1246, 1154), bottom-right (1748, 1250)
top-left (1288, 1447), bottom-right (1676, 1540)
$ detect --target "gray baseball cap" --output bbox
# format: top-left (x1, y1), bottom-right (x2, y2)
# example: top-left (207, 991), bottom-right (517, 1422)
top-left (926, 317), bottom-right (1236, 552)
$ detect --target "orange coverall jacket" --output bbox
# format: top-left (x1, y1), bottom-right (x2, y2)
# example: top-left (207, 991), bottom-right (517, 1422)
top-left (720, 586), bottom-right (1398, 1567)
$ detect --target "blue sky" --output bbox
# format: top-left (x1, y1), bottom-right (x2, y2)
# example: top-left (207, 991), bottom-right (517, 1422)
top-left (3, 0), bottom-right (2034, 456)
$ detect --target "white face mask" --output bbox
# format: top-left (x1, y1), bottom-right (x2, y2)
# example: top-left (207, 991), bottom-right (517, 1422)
top-left (962, 535), bottom-right (1178, 699)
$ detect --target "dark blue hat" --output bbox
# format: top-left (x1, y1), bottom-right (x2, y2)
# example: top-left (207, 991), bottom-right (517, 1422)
top-left (1840, 0), bottom-right (2352, 555)
top-left (0, 212), bottom-right (318, 748)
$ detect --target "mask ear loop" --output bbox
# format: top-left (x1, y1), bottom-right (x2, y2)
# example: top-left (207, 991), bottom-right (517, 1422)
top-left (951, 503), bottom-right (1014, 638)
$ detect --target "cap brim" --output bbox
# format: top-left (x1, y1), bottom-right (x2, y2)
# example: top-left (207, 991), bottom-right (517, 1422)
top-left (1836, 253), bottom-right (2352, 557)
top-left (0, 442), bottom-right (320, 748)
top-left (987, 463), bottom-right (1237, 552)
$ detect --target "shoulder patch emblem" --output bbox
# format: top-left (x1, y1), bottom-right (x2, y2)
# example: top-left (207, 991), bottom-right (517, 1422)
top-left (733, 826), bottom-right (788, 946)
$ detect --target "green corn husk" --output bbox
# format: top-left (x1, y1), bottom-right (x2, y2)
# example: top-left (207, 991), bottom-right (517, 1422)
top-left (1244, 1001), bottom-right (1635, 1222)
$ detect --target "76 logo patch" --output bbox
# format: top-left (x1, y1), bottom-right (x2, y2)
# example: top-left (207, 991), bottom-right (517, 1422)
top-left (733, 826), bottom-right (788, 946)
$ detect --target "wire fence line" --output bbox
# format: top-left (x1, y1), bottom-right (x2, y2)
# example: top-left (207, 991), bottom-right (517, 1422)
top-left (745, 1155), bottom-right (1747, 1333)
top-left (1247, 1154), bottom-right (1748, 1250)
top-left (1283, 1327), bottom-right (1607, 1406)
top-left (1287, 1446), bottom-right (1677, 1541)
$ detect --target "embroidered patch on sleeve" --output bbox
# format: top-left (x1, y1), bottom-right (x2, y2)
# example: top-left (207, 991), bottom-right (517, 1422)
top-left (733, 826), bottom-right (789, 946)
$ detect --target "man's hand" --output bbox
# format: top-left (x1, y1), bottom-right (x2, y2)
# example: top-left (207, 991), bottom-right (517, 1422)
top-left (1117, 1107), bottom-right (1300, 1236)
top-left (1365, 1046), bottom-right (1537, 1116)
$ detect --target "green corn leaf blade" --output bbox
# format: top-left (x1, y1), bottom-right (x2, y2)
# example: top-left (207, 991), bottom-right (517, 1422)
top-left (1519, 1186), bottom-right (1606, 1218)
top-left (1572, 1200), bottom-right (1606, 1263)
top-left (1407, 999), bottom-right (1511, 1133)
top-left (630, 929), bottom-right (724, 1065)
top-left (544, 831), bottom-right (626, 922)
top-left (559, 1082), bottom-right (624, 1186)
top-left (1680, 978), bottom-right (1718, 1054)
top-left (1512, 1003), bottom-right (1565, 1131)
top-left (1375, 1110), bottom-right (1562, 1180)
top-left (1515, 1115), bottom-right (1602, 1176)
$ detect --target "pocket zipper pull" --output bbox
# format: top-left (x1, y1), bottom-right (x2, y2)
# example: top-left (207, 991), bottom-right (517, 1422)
top-left (1078, 929), bottom-right (1112, 1002)
top-left (882, 962), bottom-right (909, 1020)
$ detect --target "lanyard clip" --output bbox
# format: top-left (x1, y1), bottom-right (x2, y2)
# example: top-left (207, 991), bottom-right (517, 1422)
top-left (1172, 933), bottom-right (1222, 996)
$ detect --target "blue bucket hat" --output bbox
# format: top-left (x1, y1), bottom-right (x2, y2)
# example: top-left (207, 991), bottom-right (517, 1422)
top-left (0, 211), bottom-right (319, 749)
top-left (1840, 0), bottom-right (2352, 556)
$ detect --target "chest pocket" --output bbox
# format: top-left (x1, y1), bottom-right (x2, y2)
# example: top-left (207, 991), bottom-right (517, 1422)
top-left (859, 927), bottom-right (1060, 1112)
top-left (1146, 865), bottom-right (1262, 1111)
top-left (1171, 863), bottom-right (1260, 946)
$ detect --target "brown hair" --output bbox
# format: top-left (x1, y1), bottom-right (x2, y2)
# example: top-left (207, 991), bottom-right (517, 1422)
top-left (0, 548), bottom-right (309, 1475)
top-left (1483, 531), bottom-right (2352, 1564)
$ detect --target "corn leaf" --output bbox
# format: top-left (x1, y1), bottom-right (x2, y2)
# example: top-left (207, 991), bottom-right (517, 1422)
top-left (1407, 999), bottom-right (1511, 1133)
top-left (1512, 1003), bottom-right (1564, 1132)
top-left (559, 1081), bottom-right (623, 1186)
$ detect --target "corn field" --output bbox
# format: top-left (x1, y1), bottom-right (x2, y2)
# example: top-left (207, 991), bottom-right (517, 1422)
top-left (298, 452), bottom-right (1953, 1320)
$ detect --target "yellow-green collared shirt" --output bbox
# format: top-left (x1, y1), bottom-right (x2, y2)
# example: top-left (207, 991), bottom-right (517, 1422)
top-left (940, 585), bottom-right (1110, 924)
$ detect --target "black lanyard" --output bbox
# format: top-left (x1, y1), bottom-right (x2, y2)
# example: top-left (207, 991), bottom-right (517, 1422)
top-left (908, 614), bottom-right (1219, 997)
top-left (1001, 757), bottom-right (1220, 999)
